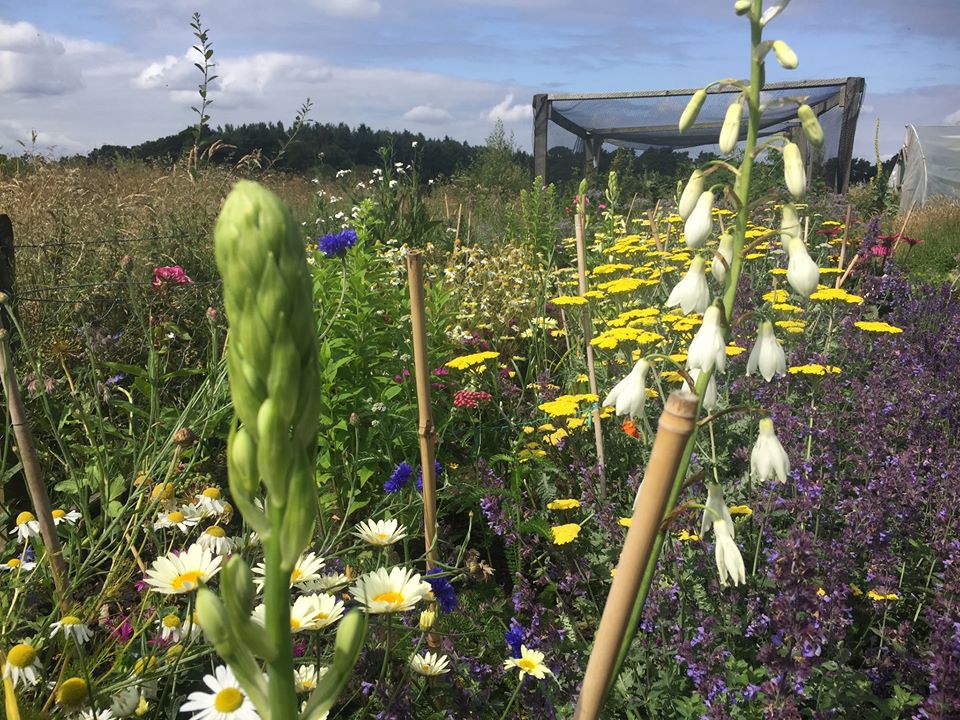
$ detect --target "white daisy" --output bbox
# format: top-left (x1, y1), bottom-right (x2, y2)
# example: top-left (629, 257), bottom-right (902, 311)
top-left (2, 641), bottom-right (42, 688)
top-left (11, 511), bottom-right (40, 540)
top-left (52, 508), bottom-right (83, 526)
top-left (353, 518), bottom-right (407, 547)
top-left (293, 664), bottom-right (328, 693)
top-left (411, 651), bottom-right (451, 676)
top-left (145, 544), bottom-right (222, 594)
top-left (179, 665), bottom-right (259, 720)
top-left (194, 487), bottom-right (227, 516)
top-left (1, 557), bottom-right (36, 572)
top-left (196, 526), bottom-right (234, 556)
top-left (78, 709), bottom-right (116, 720)
top-left (251, 593), bottom-right (344, 632)
top-left (50, 615), bottom-right (93, 644)
top-left (253, 550), bottom-right (325, 591)
top-left (153, 506), bottom-right (201, 533)
top-left (503, 645), bottom-right (553, 680)
top-left (301, 572), bottom-right (349, 593)
top-left (349, 566), bottom-right (432, 614)
top-left (158, 613), bottom-right (185, 642)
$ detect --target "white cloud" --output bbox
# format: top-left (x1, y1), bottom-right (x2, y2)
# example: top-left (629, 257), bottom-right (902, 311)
top-left (0, 19), bottom-right (82, 96)
top-left (944, 108), bottom-right (960, 125)
top-left (310, 0), bottom-right (381, 18)
top-left (486, 93), bottom-right (532, 123)
top-left (402, 105), bottom-right (453, 123)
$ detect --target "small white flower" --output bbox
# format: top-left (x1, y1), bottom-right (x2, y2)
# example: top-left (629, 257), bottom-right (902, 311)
top-left (678, 169), bottom-right (704, 220)
top-left (153, 506), bottom-right (201, 533)
top-left (353, 518), bottom-right (407, 547)
top-left (780, 203), bottom-right (801, 244)
top-left (686, 306), bottom-right (727, 374)
top-left (751, 417), bottom-right (791, 483)
top-left (746, 320), bottom-right (787, 382)
top-left (78, 709), bottom-right (116, 720)
top-left (503, 645), bottom-right (553, 680)
top-left (196, 526), bottom-right (234, 556)
top-left (50, 615), bottom-right (93, 644)
top-left (301, 572), bottom-right (349, 593)
top-left (700, 483), bottom-right (746, 588)
top-left (712, 233), bottom-right (734, 285)
top-left (349, 566), bottom-right (432, 614)
top-left (682, 368), bottom-right (717, 411)
top-left (178, 665), bottom-right (258, 720)
top-left (110, 686), bottom-right (140, 717)
top-left (683, 192), bottom-right (714, 249)
top-left (2, 642), bottom-right (42, 688)
top-left (52, 508), bottom-right (82, 526)
top-left (771, 39), bottom-right (799, 69)
top-left (666, 256), bottom-right (710, 314)
top-left (144, 544), bottom-right (222, 595)
top-left (293, 664), bottom-right (327, 693)
top-left (411, 651), bottom-right (451, 676)
top-left (602, 359), bottom-right (651, 418)
top-left (253, 550), bottom-right (325, 590)
top-left (11, 511), bottom-right (40, 540)
top-left (194, 487), bottom-right (227, 516)
top-left (786, 236), bottom-right (820, 298)
top-left (718, 101), bottom-right (743, 154)
top-left (389, 179), bottom-right (398, 188)
top-left (2, 557), bottom-right (36, 572)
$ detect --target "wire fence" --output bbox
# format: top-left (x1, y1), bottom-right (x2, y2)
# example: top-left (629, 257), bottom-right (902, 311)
top-left (14, 233), bottom-right (193, 250)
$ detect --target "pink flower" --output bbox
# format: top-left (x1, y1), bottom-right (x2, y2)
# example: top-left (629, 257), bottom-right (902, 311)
top-left (152, 265), bottom-right (193, 289)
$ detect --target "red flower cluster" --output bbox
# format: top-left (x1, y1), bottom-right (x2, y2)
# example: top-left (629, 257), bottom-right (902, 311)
top-left (453, 390), bottom-right (493, 408)
top-left (152, 265), bottom-right (193, 289)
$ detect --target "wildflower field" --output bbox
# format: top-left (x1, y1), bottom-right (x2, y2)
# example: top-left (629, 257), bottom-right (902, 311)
top-left (2, 4), bottom-right (960, 720)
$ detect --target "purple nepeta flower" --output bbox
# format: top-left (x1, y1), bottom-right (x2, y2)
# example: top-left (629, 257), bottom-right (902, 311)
top-left (317, 229), bottom-right (358, 258)
top-left (384, 462), bottom-right (413, 494)
top-left (425, 568), bottom-right (458, 612)
top-left (505, 617), bottom-right (526, 658)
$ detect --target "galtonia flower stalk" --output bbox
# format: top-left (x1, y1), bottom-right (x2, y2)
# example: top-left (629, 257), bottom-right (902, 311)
top-left (666, 256), bottom-right (711, 315)
top-left (700, 483), bottom-right (746, 588)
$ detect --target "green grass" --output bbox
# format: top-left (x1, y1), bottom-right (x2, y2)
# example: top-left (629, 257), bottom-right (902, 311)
top-left (895, 196), bottom-right (960, 283)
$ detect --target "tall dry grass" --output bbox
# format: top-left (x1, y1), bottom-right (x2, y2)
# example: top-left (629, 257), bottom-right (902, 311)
top-left (895, 196), bottom-right (960, 282)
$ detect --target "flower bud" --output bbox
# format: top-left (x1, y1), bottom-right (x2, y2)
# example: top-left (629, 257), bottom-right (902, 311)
top-left (684, 192), bottom-right (714, 249)
top-left (712, 232), bottom-right (734, 285)
top-left (797, 104), bottom-right (824, 147)
top-left (786, 236), bottom-right (820, 298)
top-left (196, 587), bottom-right (233, 654)
top-left (679, 89), bottom-right (707, 133)
top-left (783, 141), bottom-right (806, 199)
top-left (771, 40), bottom-right (798, 69)
top-left (678, 169), bottom-right (704, 220)
top-left (780, 203), bottom-right (801, 245)
top-left (718, 102), bottom-right (742, 154)
top-left (734, 0), bottom-right (751, 14)
top-left (419, 609), bottom-right (436, 631)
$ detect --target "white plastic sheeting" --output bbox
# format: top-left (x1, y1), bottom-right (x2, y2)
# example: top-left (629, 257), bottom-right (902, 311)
top-left (893, 125), bottom-right (960, 213)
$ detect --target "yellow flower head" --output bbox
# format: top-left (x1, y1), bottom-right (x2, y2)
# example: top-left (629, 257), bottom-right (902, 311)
top-left (446, 351), bottom-right (500, 370)
top-left (547, 499), bottom-right (581, 511)
top-left (550, 523), bottom-right (581, 545)
top-left (854, 321), bottom-right (903, 334)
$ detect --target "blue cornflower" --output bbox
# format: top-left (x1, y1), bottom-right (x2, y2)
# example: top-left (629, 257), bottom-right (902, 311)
top-left (384, 462), bottom-right (413, 494)
top-left (106, 372), bottom-right (126, 386)
top-left (416, 461), bottom-right (443, 492)
top-left (504, 617), bottom-right (525, 658)
top-left (317, 229), bottom-right (358, 258)
top-left (425, 568), bottom-right (457, 613)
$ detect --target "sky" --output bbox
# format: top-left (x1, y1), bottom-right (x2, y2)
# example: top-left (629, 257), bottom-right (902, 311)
top-left (1, 0), bottom-right (959, 163)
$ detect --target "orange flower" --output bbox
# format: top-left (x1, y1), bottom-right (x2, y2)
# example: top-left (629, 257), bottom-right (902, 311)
top-left (622, 419), bottom-right (640, 438)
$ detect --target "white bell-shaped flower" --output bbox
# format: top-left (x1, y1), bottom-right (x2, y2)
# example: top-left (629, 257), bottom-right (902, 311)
top-left (686, 305), bottom-right (726, 374)
top-left (750, 417), bottom-right (791, 483)
top-left (746, 320), bottom-right (787, 382)
top-left (682, 368), bottom-right (717, 411)
top-left (666, 256), bottom-right (710, 315)
top-left (700, 483), bottom-right (745, 588)
top-left (684, 192), bottom-right (714, 249)
top-left (786, 236), bottom-right (820, 298)
top-left (780, 203), bottom-right (801, 245)
top-left (678, 169), bottom-right (704, 220)
top-left (711, 233), bottom-right (734, 286)
top-left (783, 141), bottom-right (806, 199)
top-left (602, 359), bottom-right (650, 418)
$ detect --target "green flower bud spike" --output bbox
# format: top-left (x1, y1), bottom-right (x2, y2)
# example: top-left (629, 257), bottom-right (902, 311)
top-left (797, 104), bottom-right (824, 147)
top-left (771, 40), bottom-right (798, 69)
top-left (679, 89), bottom-right (707, 133)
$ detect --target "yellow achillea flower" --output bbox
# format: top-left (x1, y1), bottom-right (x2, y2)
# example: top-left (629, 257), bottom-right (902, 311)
top-left (547, 499), bottom-right (581, 511)
top-left (776, 320), bottom-right (806, 334)
top-left (591, 327), bottom-right (664, 350)
top-left (816, 587), bottom-right (827, 597)
top-left (809, 287), bottom-right (863, 304)
top-left (545, 428), bottom-right (568, 446)
top-left (537, 394), bottom-right (597, 418)
top-left (566, 417), bottom-right (586, 430)
top-left (789, 364), bottom-right (841, 375)
top-left (590, 263), bottom-right (632, 275)
top-left (744, 252), bottom-right (765, 260)
top-left (725, 343), bottom-right (747, 356)
top-left (773, 302), bottom-right (804, 313)
top-left (608, 307), bottom-right (659, 328)
top-left (550, 523), bottom-right (581, 545)
top-left (762, 289), bottom-right (789, 303)
top-left (728, 505), bottom-right (753, 517)
top-left (446, 351), bottom-right (499, 370)
top-left (850, 584), bottom-right (863, 596)
top-left (549, 295), bottom-right (588, 306)
top-left (867, 590), bottom-right (900, 602)
top-left (675, 529), bottom-right (701, 542)
top-left (855, 321), bottom-right (903, 334)
top-left (597, 277), bottom-right (644, 294)
top-left (660, 370), bottom-right (685, 383)
top-left (618, 517), bottom-right (632, 527)
top-left (583, 290), bottom-right (605, 299)
top-left (537, 423), bottom-right (556, 432)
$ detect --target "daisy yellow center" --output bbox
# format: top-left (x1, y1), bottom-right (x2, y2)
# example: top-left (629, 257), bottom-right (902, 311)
top-left (291, 568), bottom-right (304, 582)
top-left (7, 643), bottom-right (36, 667)
top-left (57, 677), bottom-right (89, 707)
top-left (421, 663), bottom-right (431, 672)
top-left (377, 532), bottom-right (388, 540)
top-left (151, 483), bottom-right (174, 500)
top-left (317, 612), bottom-right (328, 619)
top-left (290, 618), bottom-right (301, 629)
top-left (172, 570), bottom-right (203, 591)
top-left (16, 511), bottom-right (35, 525)
top-left (214, 687), bottom-right (243, 713)
top-left (52, 509), bottom-right (66, 519)
top-left (167, 511), bottom-right (185, 523)
top-left (162, 614), bottom-right (181, 628)
top-left (518, 658), bottom-right (537, 672)
top-left (61, 615), bottom-right (81, 625)
top-left (205, 526), bottom-right (226, 538)
top-left (373, 591), bottom-right (404, 605)
top-left (6, 559), bottom-right (21, 568)
top-left (202, 487), bottom-right (221, 499)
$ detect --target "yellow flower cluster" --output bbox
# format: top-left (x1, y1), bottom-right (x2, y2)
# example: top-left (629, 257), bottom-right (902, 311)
top-left (547, 498), bottom-right (580, 510)
top-left (550, 295), bottom-right (588, 306)
top-left (809, 287), bottom-right (863, 304)
top-left (550, 523), bottom-right (581, 545)
top-left (591, 327), bottom-right (664, 350)
top-left (446, 350), bottom-right (499, 370)
top-left (854, 321), bottom-right (903, 334)
top-left (788, 364), bottom-right (842, 375)
top-left (867, 590), bottom-right (900, 602)
top-left (537, 393), bottom-right (598, 418)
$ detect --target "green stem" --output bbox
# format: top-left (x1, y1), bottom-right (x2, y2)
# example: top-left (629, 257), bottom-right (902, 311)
top-left (264, 536), bottom-right (297, 720)
top-left (498, 679), bottom-right (524, 720)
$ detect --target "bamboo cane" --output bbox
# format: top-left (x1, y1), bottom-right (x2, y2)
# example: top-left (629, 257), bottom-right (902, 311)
top-left (574, 211), bottom-right (607, 498)
top-left (835, 205), bottom-right (852, 288)
top-left (573, 391), bottom-right (699, 720)
top-left (0, 327), bottom-right (70, 609)
top-left (405, 251), bottom-right (439, 572)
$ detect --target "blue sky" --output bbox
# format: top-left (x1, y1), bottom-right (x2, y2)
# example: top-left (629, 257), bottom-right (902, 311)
top-left (2, 0), bottom-right (958, 161)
